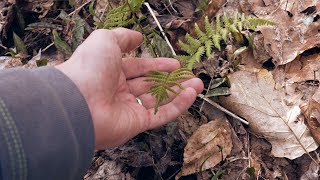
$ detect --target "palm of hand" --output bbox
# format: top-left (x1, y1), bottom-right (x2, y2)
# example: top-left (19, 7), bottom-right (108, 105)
top-left (56, 28), bottom-right (203, 149)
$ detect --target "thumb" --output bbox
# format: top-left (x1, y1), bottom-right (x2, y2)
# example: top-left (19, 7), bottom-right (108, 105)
top-left (111, 28), bottom-right (143, 53)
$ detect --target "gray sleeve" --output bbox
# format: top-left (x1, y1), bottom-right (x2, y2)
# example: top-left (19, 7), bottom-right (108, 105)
top-left (0, 67), bottom-right (94, 180)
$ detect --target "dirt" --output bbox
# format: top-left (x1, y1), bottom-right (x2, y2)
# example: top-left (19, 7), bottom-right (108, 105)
top-left (1, 0), bottom-right (320, 179)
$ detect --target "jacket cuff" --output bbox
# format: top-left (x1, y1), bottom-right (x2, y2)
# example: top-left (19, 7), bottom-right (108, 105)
top-left (0, 67), bottom-right (94, 180)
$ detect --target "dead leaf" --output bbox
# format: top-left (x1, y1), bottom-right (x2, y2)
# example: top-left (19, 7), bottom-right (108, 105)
top-left (244, 1), bottom-right (320, 65)
top-left (285, 54), bottom-right (320, 83)
top-left (176, 116), bottom-right (233, 178)
top-left (220, 69), bottom-right (318, 159)
top-left (177, 113), bottom-right (201, 139)
top-left (174, 0), bottom-right (195, 18)
top-left (300, 161), bottom-right (320, 180)
top-left (301, 86), bottom-right (320, 145)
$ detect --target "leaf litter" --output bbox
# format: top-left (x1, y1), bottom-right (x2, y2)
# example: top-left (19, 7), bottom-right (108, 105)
top-left (1, 0), bottom-right (320, 179)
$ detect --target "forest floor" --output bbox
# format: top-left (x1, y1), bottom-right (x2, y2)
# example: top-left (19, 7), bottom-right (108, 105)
top-left (1, 0), bottom-right (320, 179)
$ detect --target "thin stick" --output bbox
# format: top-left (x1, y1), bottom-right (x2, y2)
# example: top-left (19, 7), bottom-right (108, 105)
top-left (42, 42), bottom-right (54, 52)
top-left (0, 44), bottom-right (7, 50)
top-left (69, 0), bottom-right (93, 16)
top-left (197, 94), bottom-right (249, 125)
top-left (143, 2), bottom-right (176, 56)
top-left (168, 0), bottom-right (178, 13)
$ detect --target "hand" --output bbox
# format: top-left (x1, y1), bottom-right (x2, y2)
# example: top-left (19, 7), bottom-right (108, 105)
top-left (55, 28), bottom-right (204, 149)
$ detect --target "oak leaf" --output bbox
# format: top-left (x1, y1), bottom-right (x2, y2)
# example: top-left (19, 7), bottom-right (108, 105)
top-left (220, 69), bottom-right (318, 159)
top-left (176, 117), bottom-right (232, 178)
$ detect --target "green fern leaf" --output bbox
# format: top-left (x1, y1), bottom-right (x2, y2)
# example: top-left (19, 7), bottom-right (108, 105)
top-left (185, 33), bottom-right (202, 50)
top-left (215, 15), bottom-right (221, 34)
top-left (174, 55), bottom-right (191, 67)
top-left (187, 46), bottom-right (205, 69)
top-left (212, 33), bottom-right (221, 50)
top-left (195, 23), bottom-right (207, 43)
top-left (232, 13), bottom-right (239, 26)
top-left (205, 40), bottom-right (213, 57)
top-left (178, 40), bottom-right (195, 55)
top-left (237, 21), bottom-right (243, 32)
top-left (100, 0), bottom-right (145, 29)
top-left (223, 14), bottom-right (231, 29)
top-left (245, 18), bottom-right (277, 30)
top-left (145, 68), bottom-right (194, 113)
top-left (205, 16), bottom-right (214, 37)
top-left (229, 24), bottom-right (239, 33)
top-left (220, 28), bottom-right (229, 42)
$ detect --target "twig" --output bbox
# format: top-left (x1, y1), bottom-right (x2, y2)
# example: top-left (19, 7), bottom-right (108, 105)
top-left (168, 0), bottom-right (178, 13)
top-left (0, 44), bottom-right (7, 50)
top-left (42, 42), bottom-right (54, 52)
top-left (143, 2), bottom-right (176, 56)
top-left (69, 0), bottom-right (93, 16)
top-left (197, 94), bottom-right (249, 125)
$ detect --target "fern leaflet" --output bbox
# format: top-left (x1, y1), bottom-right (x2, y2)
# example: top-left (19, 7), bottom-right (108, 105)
top-left (145, 68), bottom-right (194, 113)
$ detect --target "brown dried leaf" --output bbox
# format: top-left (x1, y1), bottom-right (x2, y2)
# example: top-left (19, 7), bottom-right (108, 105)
top-left (246, 1), bottom-right (320, 65)
top-left (220, 69), bottom-right (318, 159)
top-left (174, 0), bottom-right (195, 18)
top-left (286, 54), bottom-right (320, 83)
top-left (177, 117), bottom-right (233, 178)
top-left (301, 86), bottom-right (320, 145)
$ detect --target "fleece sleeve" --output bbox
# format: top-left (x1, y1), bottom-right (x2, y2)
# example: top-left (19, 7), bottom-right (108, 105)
top-left (0, 67), bottom-right (94, 180)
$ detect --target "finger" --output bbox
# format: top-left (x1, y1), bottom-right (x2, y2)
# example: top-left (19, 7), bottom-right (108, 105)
top-left (122, 57), bottom-right (180, 79)
top-left (138, 78), bottom-right (204, 109)
top-left (127, 77), bottom-right (154, 96)
top-left (111, 28), bottom-right (143, 53)
top-left (146, 87), bottom-right (197, 130)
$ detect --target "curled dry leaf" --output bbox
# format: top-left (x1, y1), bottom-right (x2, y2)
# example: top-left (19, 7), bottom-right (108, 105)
top-left (301, 87), bottom-right (320, 145)
top-left (300, 161), bottom-right (320, 180)
top-left (220, 69), bottom-right (318, 159)
top-left (176, 116), bottom-right (233, 179)
top-left (301, 99), bottom-right (320, 146)
top-left (284, 54), bottom-right (320, 83)
top-left (245, 1), bottom-right (320, 65)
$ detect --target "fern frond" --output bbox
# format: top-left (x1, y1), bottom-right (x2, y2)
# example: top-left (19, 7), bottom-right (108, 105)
top-left (205, 40), bottom-right (213, 57)
top-left (100, 0), bottom-right (144, 29)
top-left (223, 13), bottom-right (231, 29)
top-left (195, 23), bottom-right (208, 43)
top-left (215, 15), bottom-right (221, 34)
top-left (177, 13), bottom-right (275, 70)
top-left (245, 18), bottom-right (277, 30)
top-left (187, 46), bottom-right (205, 69)
top-left (212, 33), bottom-right (221, 50)
top-left (145, 68), bottom-right (194, 113)
top-left (205, 16), bottom-right (214, 37)
top-left (232, 13), bottom-right (238, 25)
top-left (229, 24), bottom-right (239, 33)
top-left (220, 28), bottom-right (229, 42)
top-left (175, 55), bottom-right (191, 64)
top-left (185, 33), bottom-right (202, 50)
top-left (178, 40), bottom-right (195, 55)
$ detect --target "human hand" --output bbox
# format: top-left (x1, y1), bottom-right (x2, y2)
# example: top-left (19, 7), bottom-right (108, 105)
top-left (55, 28), bottom-right (204, 149)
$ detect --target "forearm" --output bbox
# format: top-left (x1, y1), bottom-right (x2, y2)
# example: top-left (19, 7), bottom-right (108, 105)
top-left (0, 67), bottom-right (94, 180)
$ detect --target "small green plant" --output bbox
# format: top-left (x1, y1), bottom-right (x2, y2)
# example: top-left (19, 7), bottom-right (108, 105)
top-left (147, 13), bottom-right (275, 113)
top-left (176, 13), bottom-right (276, 69)
top-left (94, 0), bottom-right (145, 29)
top-left (145, 68), bottom-right (194, 113)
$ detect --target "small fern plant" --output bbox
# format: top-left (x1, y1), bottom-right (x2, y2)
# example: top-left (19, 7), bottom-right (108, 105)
top-left (176, 13), bottom-right (276, 69)
top-left (145, 68), bottom-right (194, 114)
top-left (95, 0), bottom-right (145, 29)
top-left (146, 13), bottom-right (275, 113)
